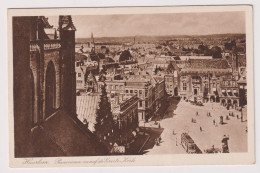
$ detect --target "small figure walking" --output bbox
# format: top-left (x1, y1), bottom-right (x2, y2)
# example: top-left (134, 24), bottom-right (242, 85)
top-left (237, 115), bottom-right (239, 119)
top-left (200, 126), bottom-right (202, 132)
top-left (196, 111), bottom-right (199, 116)
top-left (209, 112), bottom-right (211, 117)
top-left (159, 136), bottom-right (162, 143)
top-left (176, 137), bottom-right (178, 146)
top-left (226, 115), bottom-right (230, 120)
top-left (213, 119), bottom-right (215, 125)
top-left (158, 123), bottom-right (161, 128)
top-left (155, 138), bottom-right (159, 146)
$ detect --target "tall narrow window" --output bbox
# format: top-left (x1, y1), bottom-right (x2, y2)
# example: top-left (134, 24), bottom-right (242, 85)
top-left (139, 90), bottom-right (142, 96)
top-left (183, 82), bottom-right (187, 91)
top-left (139, 101), bottom-right (143, 107)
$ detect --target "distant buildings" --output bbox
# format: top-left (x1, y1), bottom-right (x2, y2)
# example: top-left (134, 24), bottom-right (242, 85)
top-left (74, 32), bottom-right (246, 131)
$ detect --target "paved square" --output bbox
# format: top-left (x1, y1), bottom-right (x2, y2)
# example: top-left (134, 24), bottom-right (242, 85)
top-left (145, 99), bottom-right (247, 154)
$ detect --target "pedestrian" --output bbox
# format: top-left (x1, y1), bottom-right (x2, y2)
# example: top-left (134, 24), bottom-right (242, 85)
top-left (226, 115), bottom-right (229, 120)
top-left (176, 137), bottom-right (178, 146)
top-left (237, 115), bottom-right (239, 119)
top-left (158, 123), bottom-right (161, 128)
top-left (196, 111), bottom-right (199, 116)
top-left (213, 119), bottom-right (215, 125)
top-left (209, 112), bottom-right (211, 117)
top-left (159, 136), bottom-right (162, 143)
top-left (200, 126), bottom-right (202, 132)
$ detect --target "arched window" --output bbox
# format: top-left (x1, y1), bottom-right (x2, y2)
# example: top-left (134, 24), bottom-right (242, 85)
top-left (45, 61), bottom-right (56, 119)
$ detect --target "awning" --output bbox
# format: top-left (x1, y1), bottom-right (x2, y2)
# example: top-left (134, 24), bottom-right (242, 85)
top-left (222, 90), bottom-right (226, 93)
top-left (227, 90), bottom-right (231, 93)
top-left (233, 90), bottom-right (237, 93)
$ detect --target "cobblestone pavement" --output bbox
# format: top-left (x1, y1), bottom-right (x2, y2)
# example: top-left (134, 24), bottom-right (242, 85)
top-left (144, 99), bottom-right (248, 155)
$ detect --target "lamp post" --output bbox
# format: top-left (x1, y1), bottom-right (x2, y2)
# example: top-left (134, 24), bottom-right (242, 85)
top-left (241, 107), bottom-right (243, 122)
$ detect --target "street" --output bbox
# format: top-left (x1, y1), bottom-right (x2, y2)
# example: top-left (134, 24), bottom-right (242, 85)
top-left (143, 98), bottom-right (248, 154)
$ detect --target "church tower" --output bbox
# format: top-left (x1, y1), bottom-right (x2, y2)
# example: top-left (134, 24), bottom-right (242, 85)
top-left (59, 15), bottom-right (77, 116)
top-left (91, 32), bottom-right (95, 53)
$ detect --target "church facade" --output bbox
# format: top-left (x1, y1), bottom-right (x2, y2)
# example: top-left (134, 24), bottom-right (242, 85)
top-left (13, 16), bottom-right (107, 157)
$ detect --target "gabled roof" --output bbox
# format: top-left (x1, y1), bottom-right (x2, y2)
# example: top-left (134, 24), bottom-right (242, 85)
top-left (167, 60), bottom-right (180, 72)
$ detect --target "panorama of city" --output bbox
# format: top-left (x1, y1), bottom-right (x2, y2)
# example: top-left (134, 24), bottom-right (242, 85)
top-left (13, 12), bottom-right (248, 157)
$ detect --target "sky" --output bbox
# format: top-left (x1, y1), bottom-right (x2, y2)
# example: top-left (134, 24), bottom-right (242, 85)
top-left (47, 12), bottom-right (245, 38)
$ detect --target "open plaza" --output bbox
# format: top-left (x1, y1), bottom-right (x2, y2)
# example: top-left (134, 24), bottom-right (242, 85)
top-left (142, 98), bottom-right (247, 154)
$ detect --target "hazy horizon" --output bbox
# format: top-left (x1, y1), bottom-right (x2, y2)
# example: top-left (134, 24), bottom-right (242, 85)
top-left (48, 12), bottom-right (245, 38)
top-left (74, 33), bottom-right (245, 39)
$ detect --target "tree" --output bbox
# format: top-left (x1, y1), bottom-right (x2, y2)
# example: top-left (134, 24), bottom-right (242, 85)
top-left (94, 84), bottom-right (114, 140)
top-left (97, 53), bottom-right (105, 59)
top-left (119, 50), bottom-right (132, 62)
top-left (211, 46), bottom-right (222, 58)
top-left (224, 40), bottom-right (236, 51)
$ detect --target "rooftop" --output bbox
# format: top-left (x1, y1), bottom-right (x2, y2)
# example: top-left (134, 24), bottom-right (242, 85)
top-left (35, 110), bottom-right (107, 156)
top-left (176, 59), bottom-right (231, 70)
top-left (76, 93), bottom-right (100, 132)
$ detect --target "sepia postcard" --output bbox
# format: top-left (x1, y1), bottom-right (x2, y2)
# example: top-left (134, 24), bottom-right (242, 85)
top-left (8, 5), bottom-right (254, 167)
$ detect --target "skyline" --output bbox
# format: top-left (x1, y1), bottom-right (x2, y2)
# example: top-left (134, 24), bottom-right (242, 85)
top-left (48, 12), bottom-right (245, 38)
